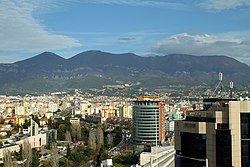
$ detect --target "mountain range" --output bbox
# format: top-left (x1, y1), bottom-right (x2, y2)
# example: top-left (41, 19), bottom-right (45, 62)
top-left (0, 50), bottom-right (249, 94)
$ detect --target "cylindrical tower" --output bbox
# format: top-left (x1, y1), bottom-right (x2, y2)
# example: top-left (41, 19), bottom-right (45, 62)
top-left (132, 96), bottom-right (165, 146)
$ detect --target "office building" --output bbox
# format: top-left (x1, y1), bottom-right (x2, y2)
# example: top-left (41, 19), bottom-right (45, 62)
top-left (132, 96), bottom-right (165, 148)
top-left (175, 97), bottom-right (250, 167)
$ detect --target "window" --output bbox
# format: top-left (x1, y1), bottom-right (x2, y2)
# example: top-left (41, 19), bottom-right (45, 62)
top-left (181, 132), bottom-right (206, 159)
top-left (241, 113), bottom-right (250, 167)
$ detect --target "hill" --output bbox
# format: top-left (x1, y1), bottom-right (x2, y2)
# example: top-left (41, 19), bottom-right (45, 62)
top-left (0, 51), bottom-right (249, 94)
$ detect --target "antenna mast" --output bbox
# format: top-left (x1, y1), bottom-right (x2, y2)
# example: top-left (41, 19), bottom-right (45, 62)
top-left (211, 72), bottom-right (227, 97)
top-left (229, 81), bottom-right (234, 98)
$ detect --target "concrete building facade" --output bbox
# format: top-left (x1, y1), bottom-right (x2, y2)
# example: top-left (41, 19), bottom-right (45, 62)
top-left (175, 98), bottom-right (250, 167)
top-left (119, 105), bottom-right (133, 118)
top-left (140, 145), bottom-right (175, 167)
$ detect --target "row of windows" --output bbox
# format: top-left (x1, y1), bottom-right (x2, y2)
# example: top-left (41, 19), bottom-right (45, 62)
top-left (133, 136), bottom-right (159, 139)
top-left (134, 112), bottom-right (159, 115)
top-left (133, 119), bottom-right (159, 122)
top-left (241, 113), bottom-right (250, 139)
top-left (136, 129), bottom-right (159, 132)
top-left (133, 111), bottom-right (159, 114)
top-left (134, 121), bottom-right (159, 124)
top-left (134, 127), bottom-right (159, 130)
top-left (134, 115), bottom-right (159, 118)
top-left (185, 116), bottom-right (215, 123)
top-left (133, 139), bottom-right (158, 143)
top-left (134, 118), bottom-right (159, 122)
top-left (133, 107), bottom-right (159, 110)
top-left (241, 113), bottom-right (250, 167)
top-left (133, 132), bottom-right (159, 136)
top-left (133, 136), bottom-right (159, 140)
top-left (133, 102), bottom-right (159, 107)
top-left (134, 123), bottom-right (158, 126)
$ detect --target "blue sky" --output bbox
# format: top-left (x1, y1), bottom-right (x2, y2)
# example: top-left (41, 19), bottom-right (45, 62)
top-left (1, 0), bottom-right (250, 65)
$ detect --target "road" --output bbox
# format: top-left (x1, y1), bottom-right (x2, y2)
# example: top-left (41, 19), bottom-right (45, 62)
top-left (108, 129), bottom-right (131, 157)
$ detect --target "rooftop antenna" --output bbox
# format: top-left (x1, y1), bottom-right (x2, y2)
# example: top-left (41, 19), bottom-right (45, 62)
top-left (229, 81), bottom-right (234, 98)
top-left (211, 72), bottom-right (227, 97)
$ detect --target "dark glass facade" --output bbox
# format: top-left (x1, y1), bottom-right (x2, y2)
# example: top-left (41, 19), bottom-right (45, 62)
top-left (176, 132), bottom-right (206, 167)
top-left (185, 116), bottom-right (215, 123)
top-left (216, 129), bottom-right (232, 167)
top-left (175, 154), bottom-right (206, 167)
top-left (241, 113), bottom-right (250, 167)
top-left (181, 132), bottom-right (206, 159)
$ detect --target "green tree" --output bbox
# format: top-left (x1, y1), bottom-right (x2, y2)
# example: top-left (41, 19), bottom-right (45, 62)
top-left (59, 157), bottom-right (72, 167)
top-left (3, 151), bottom-right (18, 167)
top-left (48, 118), bottom-right (54, 129)
top-left (0, 117), bottom-right (4, 124)
top-left (113, 154), bottom-right (139, 166)
top-left (88, 129), bottom-right (96, 151)
top-left (22, 119), bottom-right (30, 129)
top-left (83, 147), bottom-right (95, 157)
top-left (58, 124), bottom-right (66, 140)
top-left (67, 144), bottom-right (71, 158)
top-left (32, 149), bottom-right (39, 167)
top-left (22, 140), bottom-right (32, 167)
top-left (96, 124), bottom-right (104, 153)
top-left (65, 130), bottom-right (72, 142)
top-left (81, 126), bottom-right (89, 144)
top-left (71, 123), bottom-right (81, 142)
top-left (113, 126), bottom-right (122, 145)
top-left (6, 131), bottom-right (11, 138)
top-left (50, 142), bottom-right (59, 167)
top-left (98, 146), bottom-right (108, 164)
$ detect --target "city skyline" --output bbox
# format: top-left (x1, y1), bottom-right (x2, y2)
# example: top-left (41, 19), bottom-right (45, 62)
top-left (1, 0), bottom-right (250, 65)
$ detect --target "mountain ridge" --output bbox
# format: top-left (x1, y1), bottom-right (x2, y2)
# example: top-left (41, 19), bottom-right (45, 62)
top-left (0, 50), bottom-right (249, 94)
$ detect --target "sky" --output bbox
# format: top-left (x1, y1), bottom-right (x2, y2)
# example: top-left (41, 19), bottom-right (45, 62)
top-left (1, 0), bottom-right (250, 65)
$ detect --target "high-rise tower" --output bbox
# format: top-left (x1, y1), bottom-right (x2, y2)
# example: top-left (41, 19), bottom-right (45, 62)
top-left (132, 96), bottom-right (165, 148)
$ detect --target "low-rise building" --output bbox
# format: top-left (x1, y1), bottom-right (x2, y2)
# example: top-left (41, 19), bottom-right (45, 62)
top-left (15, 133), bottom-right (47, 149)
top-left (101, 159), bottom-right (113, 167)
top-left (119, 105), bottom-right (132, 118)
top-left (0, 144), bottom-right (20, 159)
top-left (140, 145), bottom-right (175, 167)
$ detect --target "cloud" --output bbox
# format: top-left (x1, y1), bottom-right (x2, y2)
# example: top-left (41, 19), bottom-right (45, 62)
top-left (32, 0), bottom-right (186, 10)
top-left (200, 0), bottom-right (250, 11)
top-left (152, 32), bottom-right (250, 64)
top-left (84, 0), bottom-right (187, 9)
top-left (118, 37), bottom-right (135, 41)
top-left (0, 0), bottom-right (81, 52)
top-left (117, 37), bottom-right (135, 44)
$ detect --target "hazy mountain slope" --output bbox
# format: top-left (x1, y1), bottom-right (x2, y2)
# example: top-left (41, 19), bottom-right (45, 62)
top-left (0, 50), bottom-right (249, 94)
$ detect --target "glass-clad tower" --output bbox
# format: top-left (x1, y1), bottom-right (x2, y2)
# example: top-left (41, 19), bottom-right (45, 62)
top-left (132, 96), bottom-right (165, 146)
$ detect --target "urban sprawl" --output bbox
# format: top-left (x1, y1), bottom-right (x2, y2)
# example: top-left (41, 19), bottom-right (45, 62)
top-left (0, 74), bottom-right (249, 167)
